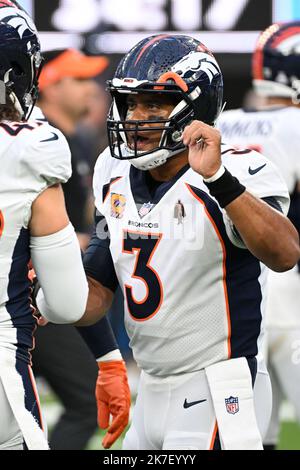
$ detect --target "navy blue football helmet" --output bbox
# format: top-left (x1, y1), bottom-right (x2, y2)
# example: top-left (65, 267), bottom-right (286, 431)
top-left (0, 2), bottom-right (42, 119)
top-left (253, 22), bottom-right (300, 103)
top-left (107, 34), bottom-right (223, 170)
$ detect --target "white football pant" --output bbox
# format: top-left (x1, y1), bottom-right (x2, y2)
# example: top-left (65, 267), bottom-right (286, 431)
top-left (123, 366), bottom-right (272, 450)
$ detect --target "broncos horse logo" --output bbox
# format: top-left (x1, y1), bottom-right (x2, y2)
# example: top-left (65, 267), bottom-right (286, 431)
top-left (0, 2), bottom-right (37, 38)
top-left (173, 51), bottom-right (221, 84)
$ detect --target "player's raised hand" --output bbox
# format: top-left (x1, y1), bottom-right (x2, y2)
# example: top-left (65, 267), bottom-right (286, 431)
top-left (182, 121), bottom-right (222, 179)
top-left (96, 360), bottom-right (131, 449)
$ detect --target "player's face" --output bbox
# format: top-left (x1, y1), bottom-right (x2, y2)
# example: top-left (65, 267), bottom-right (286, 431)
top-left (125, 93), bottom-right (175, 152)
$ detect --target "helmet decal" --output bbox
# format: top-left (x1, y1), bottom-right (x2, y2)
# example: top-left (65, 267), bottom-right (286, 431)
top-left (134, 34), bottom-right (171, 67)
top-left (0, 7), bottom-right (37, 37)
top-left (173, 52), bottom-right (221, 84)
top-left (253, 21), bottom-right (300, 102)
top-left (0, 4), bottom-right (41, 119)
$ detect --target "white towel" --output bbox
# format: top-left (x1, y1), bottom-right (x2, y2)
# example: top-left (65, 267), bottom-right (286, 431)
top-left (0, 349), bottom-right (49, 450)
top-left (205, 357), bottom-right (263, 450)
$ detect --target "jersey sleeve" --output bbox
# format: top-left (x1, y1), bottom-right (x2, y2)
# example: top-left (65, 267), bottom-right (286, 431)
top-left (21, 124), bottom-right (72, 228)
top-left (222, 148), bottom-right (290, 248)
top-left (223, 148), bottom-right (290, 213)
top-left (83, 211), bottom-right (119, 292)
top-left (21, 124), bottom-right (72, 188)
top-left (281, 117), bottom-right (300, 184)
top-left (83, 148), bottom-right (119, 290)
top-left (93, 147), bottom-right (112, 212)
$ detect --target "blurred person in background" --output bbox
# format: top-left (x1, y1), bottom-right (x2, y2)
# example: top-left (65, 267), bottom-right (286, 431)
top-left (30, 48), bottom-right (118, 450)
top-left (38, 49), bottom-right (109, 249)
top-left (218, 21), bottom-right (300, 450)
top-left (78, 79), bottom-right (111, 163)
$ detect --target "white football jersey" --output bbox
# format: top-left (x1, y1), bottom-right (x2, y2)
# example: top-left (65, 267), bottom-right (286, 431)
top-left (217, 106), bottom-right (300, 193)
top-left (93, 146), bottom-right (289, 376)
top-left (218, 106), bottom-right (300, 328)
top-left (0, 118), bottom-right (71, 362)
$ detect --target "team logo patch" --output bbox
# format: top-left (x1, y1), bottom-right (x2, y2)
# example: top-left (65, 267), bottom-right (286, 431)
top-left (225, 396), bottom-right (239, 414)
top-left (138, 202), bottom-right (155, 218)
top-left (111, 193), bottom-right (126, 219)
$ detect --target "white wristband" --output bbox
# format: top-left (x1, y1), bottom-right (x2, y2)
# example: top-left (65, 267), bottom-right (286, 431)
top-left (203, 165), bottom-right (225, 183)
top-left (96, 349), bottom-right (123, 362)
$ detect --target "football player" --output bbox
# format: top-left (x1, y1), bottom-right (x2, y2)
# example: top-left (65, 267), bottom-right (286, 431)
top-left (217, 22), bottom-right (300, 450)
top-left (0, 1), bottom-right (102, 450)
top-left (71, 34), bottom-right (300, 450)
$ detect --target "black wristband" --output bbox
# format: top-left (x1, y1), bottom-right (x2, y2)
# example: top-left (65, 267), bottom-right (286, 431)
top-left (203, 167), bottom-right (246, 208)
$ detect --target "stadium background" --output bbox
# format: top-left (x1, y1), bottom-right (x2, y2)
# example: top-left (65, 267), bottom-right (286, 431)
top-left (19, 0), bottom-right (300, 450)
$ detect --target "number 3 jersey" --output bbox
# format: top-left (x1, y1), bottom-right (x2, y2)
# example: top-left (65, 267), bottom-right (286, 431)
top-left (87, 145), bottom-right (289, 376)
top-left (0, 114), bottom-right (71, 362)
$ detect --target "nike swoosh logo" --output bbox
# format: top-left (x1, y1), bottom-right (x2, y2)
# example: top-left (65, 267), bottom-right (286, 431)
top-left (248, 163), bottom-right (267, 175)
top-left (183, 398), bottom-right (207, 409)
top-left (40, 132), bottom-right (59, 143)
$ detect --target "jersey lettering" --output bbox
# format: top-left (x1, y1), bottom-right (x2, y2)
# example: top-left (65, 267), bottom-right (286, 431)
top-left (123, 230), bottom-right (163, 321)
top-left (0, 122), bottom-right (41, 136)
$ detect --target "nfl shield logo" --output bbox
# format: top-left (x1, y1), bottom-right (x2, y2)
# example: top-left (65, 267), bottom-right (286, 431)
top-left (225, 396), bottom-right (239, 414)
top-left (138, 202), bottom-right (155, 218)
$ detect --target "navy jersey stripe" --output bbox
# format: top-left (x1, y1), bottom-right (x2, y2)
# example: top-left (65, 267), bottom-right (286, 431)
top-left (129, 163), bottom-right (190, 207)
top-left (6, 228), bottom-right (36, 363)
top-left (187, 185), bottom-right (262, 360)
top-left (84, 213), bottom-right (119, 292)
top-left (15, 358), bottom-right (43, 432)
top-left (102, 176), bottom-right (123, 203)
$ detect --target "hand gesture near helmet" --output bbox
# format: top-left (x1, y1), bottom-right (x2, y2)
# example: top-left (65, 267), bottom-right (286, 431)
top-left (182, 121), bottom-right (222, 179)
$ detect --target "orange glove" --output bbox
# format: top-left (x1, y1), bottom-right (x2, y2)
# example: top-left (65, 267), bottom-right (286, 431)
top-left (96, 360), bottom-right (131, 449)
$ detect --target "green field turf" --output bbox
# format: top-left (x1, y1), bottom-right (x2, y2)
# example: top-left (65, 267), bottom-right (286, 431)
top-left (86, 422), bottom-right (300, 451)
top-left (39, 386), bottom-right (300, 451)
top-left (277, 422), bottom-right (300, 450)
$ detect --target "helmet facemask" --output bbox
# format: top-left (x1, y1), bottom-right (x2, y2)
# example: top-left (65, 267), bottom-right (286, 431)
top-left (107, 82), bottom-right (200, 169)
top-left (107, 35), bottom-right (223, 171)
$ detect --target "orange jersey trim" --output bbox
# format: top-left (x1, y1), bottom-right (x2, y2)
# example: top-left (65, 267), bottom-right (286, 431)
top-left (134, 34), bottom-right (170, 66)
top-left (122, 229), bottom-right (164, 322)
top-left (27, 365), bottom-right (45, 433)
top-left (209, 421), bottom-right (219, 450)
top-left (103, 177), bottom-right (123, 203)
top-left (0, 210), bottom-right (4, 237)
top-left (186, 184), bottom-right (232, 359)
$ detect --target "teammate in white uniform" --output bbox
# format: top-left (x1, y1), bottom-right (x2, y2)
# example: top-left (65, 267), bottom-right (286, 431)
top-left (0, 2), bottom-right (93, 450)
top-left (80, 34), bottom-right (300, 450)
top-left (217, 21), bottom-right (300, 449)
